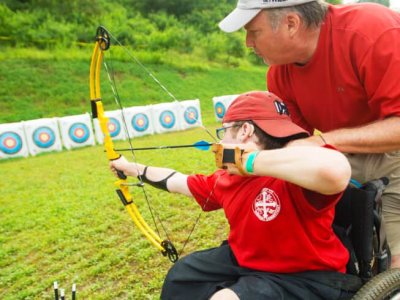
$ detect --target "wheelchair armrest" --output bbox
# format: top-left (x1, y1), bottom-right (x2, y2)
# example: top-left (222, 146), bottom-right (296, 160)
top-left (333, 177), bottom-right (390, 280)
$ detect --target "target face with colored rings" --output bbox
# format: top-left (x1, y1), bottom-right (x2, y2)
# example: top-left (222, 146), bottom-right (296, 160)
top-left (215, 102), bottom-right (226, 119)
top-left (33, 126), bottom-right (56, 148)
top-left (107, 117), bottom-right (121, 137)
top-left (132, 113), bottom-right (149, 132)
top-left (159, 110), bottom-right (176, 129)
top-left (0, 131), bottom-right (23, 154)
top-left (68, 123), bottom-right (90, 143)
top-left (184, 106), bottom-right (199, 125)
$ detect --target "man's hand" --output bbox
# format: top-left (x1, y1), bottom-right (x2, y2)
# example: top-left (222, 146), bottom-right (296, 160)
top-left (109, 155), bottom-right (140, 178)
top-left (286, 134), bottom-right (326, 147)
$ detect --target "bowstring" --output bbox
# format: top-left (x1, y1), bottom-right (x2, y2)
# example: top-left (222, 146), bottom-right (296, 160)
top-left (102, 27), bottom-right (221, 256)
top-left (104, 28), bottom-right (218, 143)
top-left (178, 174), bottom-right (222, 256)
top-left (103, 52), bottom-right (174, 244)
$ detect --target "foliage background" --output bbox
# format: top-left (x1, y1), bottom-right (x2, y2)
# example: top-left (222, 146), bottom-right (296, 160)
top-left (0, 0), bottom-right (248, 62)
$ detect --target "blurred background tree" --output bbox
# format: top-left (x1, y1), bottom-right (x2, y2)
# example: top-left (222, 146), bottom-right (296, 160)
top-left (1, 0), bottom-right (374, 61)
top-left (358, 0), bottom-right (390, 7)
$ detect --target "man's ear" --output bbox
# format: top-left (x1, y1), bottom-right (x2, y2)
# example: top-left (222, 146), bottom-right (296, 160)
top-left (284, 13), bottom-right (301, 37)
top-left (241, 122), bottom-right (255, 142)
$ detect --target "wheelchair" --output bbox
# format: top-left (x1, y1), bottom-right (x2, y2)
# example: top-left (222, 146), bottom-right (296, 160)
top-left (333, 177), bottom-right (400, 299)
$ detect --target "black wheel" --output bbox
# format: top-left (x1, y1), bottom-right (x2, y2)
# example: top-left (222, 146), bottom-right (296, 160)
top-left (352, 268), bottom-right (400, 300)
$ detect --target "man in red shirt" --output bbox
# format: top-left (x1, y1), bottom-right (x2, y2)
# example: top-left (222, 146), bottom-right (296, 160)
top-left (110, 91), bottom-right (361, 299)
top-left (219, 0), bottom-right (400, 268)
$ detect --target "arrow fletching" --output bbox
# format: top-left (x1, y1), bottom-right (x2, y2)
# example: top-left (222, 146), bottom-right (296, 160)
top-left (193, 140), bottom-right (212, 151)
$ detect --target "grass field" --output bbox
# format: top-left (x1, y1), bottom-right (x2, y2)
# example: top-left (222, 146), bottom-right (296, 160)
top-left (0, 46), bottom-right (268, 299)
top-left (0, 128), bottom-right (230, 299)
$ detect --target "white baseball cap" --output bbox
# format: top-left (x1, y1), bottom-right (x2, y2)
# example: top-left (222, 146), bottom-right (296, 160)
top-left (219, 0), bottom-right (317, 33)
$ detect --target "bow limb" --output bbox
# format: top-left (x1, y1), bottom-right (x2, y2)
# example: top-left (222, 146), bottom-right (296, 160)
top-left (89, 26), bottom-right (178, 262)
top-left (116, 180), bottom-right (163, 248)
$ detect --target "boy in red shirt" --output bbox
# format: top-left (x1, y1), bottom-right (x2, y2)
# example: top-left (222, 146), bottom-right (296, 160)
top-left (110, 91), bottom-right (361, 299)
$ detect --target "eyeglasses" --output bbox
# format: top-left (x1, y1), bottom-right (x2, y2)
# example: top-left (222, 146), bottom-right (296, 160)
top-left (215, 125), bottom-right (241, 140)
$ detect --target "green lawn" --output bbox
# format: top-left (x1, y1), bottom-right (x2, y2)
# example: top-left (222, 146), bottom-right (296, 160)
top-left (0, 128), bottom-right (231, 299)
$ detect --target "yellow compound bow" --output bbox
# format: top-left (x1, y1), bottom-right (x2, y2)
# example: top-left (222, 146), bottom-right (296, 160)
top-left (89, 26), bottom-right (178, 262)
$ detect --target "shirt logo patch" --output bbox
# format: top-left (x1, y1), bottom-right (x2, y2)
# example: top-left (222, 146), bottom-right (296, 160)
top-left (252, 188), bottom-right (281, 222)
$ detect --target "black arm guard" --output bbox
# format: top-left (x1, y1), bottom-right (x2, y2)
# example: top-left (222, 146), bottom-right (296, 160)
top-left (138, 166), bottom-right (177, 192)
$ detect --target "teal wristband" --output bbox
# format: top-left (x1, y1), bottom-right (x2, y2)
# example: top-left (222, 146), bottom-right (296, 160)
top-left (245, 151), bottom-right (259, 174)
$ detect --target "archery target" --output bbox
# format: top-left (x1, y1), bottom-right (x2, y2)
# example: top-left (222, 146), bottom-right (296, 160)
top-left (123, 106), bottom-right (154, 137)
top-left (184, 107), bottom-right (198, 125)
top-left (23, 118), bottom-right (62, 156)
top-left (151, 102), bottom-right (180, 134)
top-left (132, 113), bottom-right (150, 132)
top-left (58, 113), bottom-right (95, 150)
top-left (68, 123), bottom-right (90, 143)
top-left (214, 102), bottom-right (226, 119)
top-left (93, 110), bottom-right (126, 144)
top-left (0, 132), bottom-right (23, 154)
top-left (178, 99), bottom-right (202, 130)
top-left (159, 110), bottom-right (176, 129)
top-left (107, 117), bottom-right (121, 137)
top-left (0, 122), bottom-right (29, 159)
top-left (33, 126), bottom-right (55, 148)
top-left (212, 94), bottom-right (239, 121)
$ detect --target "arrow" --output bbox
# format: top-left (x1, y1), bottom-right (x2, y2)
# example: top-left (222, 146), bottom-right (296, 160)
top-left (113, 140), bottom-right (213, 152)
top-left (54, 282), bottom-right (59, 300)
top-left (72, 283), bottom-right (76, 300)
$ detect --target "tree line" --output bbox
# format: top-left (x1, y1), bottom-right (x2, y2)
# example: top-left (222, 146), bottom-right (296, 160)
top-left (1, 0), bottom-right (250, 62)
top-left (1, 0), bottom-right (386, 64)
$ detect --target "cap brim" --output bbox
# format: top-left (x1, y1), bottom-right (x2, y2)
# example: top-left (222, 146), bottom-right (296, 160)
top-left (219, 8), bottom-right (261, 33)
top-left (254, 119), bottom-right (310, 138)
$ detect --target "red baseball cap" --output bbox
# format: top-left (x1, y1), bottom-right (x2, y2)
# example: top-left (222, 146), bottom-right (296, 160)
top-left (222, 91), bottom-right (309, 138)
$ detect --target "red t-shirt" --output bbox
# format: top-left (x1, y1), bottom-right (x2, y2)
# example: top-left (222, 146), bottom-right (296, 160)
top-left (268, 3), bottom-right (400, 133)
top-left (187, 171), bottom-right (348, 273)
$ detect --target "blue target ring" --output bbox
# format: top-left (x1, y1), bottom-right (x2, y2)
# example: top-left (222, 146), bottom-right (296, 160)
top-left (215, 102), bottom-right (226, 119)
top-left (68, 123), bottom-right (90, 144)
top-left (131, 113), bottom-right (149, 132)
top-left (184, 106), bottom-right (199, 125)
top-left (0, 131), bottom-right (23, 154)
top-left (33, 126), bottom-right (55, 148)
top-left (107, 117), bottom-right (121, 138)
top-left (159, 110), bottom-right (175, 129)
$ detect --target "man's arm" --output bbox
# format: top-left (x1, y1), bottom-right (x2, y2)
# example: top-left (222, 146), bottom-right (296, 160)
top-left (110, 156), bottom-right (193, 197)
top-left (287, 116), bottom-right (400, 153)
top-left (223, 145), bottom-right (351, 195)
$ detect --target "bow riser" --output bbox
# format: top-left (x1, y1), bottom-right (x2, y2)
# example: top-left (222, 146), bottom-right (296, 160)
top-left (97, 104), bottom-right (120, 161)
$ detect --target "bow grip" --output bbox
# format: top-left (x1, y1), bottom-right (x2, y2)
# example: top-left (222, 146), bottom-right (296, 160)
top-left (110, 155), bottom-right (127, 179)
top-left (117, 170), bottom-right (127, 180)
